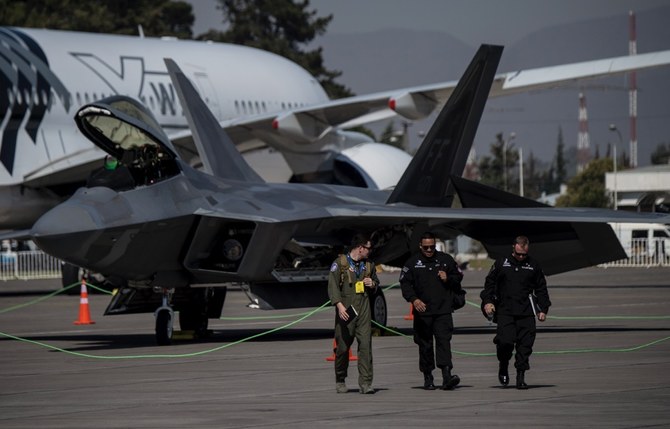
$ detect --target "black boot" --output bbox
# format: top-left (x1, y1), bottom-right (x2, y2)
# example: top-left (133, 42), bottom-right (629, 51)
top-left (441, 367), bottom-right (460, 390)
top-left (498, 361), bottom-right (509, 386)
top-left (516, 370), bottom-right (528, 390)
top-left (423, 372), bottom-right (436, 390)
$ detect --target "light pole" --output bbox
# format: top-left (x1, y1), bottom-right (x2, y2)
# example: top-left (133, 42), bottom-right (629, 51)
top-left (608, 124), bottom-right (622, 210)
top-left (518, 146), bottom-right (524, 197)
top-left (503, 132), bottom-right (516, 192)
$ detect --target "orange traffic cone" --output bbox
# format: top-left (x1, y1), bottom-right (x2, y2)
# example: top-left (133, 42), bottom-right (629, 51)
top-left (325, 338), bottom-right (357, 361)
top-left (73, 279), bottom-right (95, 325)
top-left (403, 303), bottom-right (414, 320)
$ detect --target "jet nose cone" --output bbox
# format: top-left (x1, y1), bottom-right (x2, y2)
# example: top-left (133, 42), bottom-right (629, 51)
top-left (30, 199), bottom-right (100, 261)
top-left (32, 203), bottom-right (97, 237)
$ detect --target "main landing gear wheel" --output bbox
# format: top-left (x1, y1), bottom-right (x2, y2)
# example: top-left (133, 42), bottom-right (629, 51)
top-left (179, 308), bottom-right (209, 338)
top-left (61, 263), bottom-right (82, 295)
top-left (369, 287), bottom-right (387, 327)
top-left (178, 288), bottom-right (210, 338)
top-left (155, 309), bottom-right (173, 345)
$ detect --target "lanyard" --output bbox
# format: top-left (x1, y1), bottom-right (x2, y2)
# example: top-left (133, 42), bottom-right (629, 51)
top-left (346, 254), bottom-right (365, 276)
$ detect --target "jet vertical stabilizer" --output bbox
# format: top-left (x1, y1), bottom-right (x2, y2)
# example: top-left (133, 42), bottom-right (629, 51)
top-left (387, 45), bottom-right (503, 207)
top-left (164, 58), bottom-right (264, 183)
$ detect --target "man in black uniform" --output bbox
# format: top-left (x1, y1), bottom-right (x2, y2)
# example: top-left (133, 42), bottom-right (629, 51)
top-left (481, 235), bottom-right (551, 389)
top-left (400, 232), bottom-right (464, 390)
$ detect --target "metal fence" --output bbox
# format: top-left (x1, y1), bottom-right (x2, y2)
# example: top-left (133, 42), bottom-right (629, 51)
top-left (0, 250), bottom-right (63, 280)
top-left (599, 238), bottom-right (670, 268)
top-left (0, 238), bottom-right (668, 282)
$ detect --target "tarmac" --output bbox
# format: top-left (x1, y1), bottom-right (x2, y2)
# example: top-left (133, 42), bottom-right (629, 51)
top-left (1, 267), bottom-right (669, 428)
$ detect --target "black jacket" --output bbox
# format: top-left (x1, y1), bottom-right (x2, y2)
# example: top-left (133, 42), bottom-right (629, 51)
top-left (400, 251), bottom-right (463, 315)
top-left (481, 254), bottom-right (551, 316)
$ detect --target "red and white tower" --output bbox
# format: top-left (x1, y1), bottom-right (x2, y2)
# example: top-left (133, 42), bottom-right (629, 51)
top-left (629, 10), bottom-right (638, 167)
top-left (577, 92), bottom-right (591, 172)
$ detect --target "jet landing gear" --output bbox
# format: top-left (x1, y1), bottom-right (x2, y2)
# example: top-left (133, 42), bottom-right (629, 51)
top-left (154, 287), bottom-right (174, 345)
top-left (369, 287), bottom-right (387, 327)
top-left (178, 289), bottom-right (210, 339)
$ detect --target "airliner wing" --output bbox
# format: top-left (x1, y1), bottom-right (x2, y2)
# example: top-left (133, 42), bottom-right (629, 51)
top-left (170, 48), bottom-right (670, 148)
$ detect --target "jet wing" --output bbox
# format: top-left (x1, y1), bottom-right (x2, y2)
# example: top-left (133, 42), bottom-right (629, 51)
top-left (191, 198), bottom-right (669, 276)
top-left (169, 48), bottom-right (670, 149)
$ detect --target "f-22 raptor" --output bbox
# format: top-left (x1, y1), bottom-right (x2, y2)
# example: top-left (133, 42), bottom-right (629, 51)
top-left (29, 45), bottom-right (670, 345)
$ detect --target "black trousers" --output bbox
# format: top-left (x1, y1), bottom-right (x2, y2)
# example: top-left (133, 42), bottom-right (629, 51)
top-left (494, 314), bottom-right (536, 371)
top-left (413, 313), bottom-right (454, 373)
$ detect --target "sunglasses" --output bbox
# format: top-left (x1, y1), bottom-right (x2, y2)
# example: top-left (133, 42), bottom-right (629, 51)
top-left (513, 251), bottom-right (528, 257)
top-left (421, 245), bottom-right (436, 251)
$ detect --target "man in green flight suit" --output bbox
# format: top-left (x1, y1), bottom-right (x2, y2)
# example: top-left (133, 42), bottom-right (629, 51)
top-left (327, 233), bottom-right (380, 394)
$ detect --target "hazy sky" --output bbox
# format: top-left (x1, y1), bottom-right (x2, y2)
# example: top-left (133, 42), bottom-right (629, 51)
top-left (188, 0), bottom-right (670, 45)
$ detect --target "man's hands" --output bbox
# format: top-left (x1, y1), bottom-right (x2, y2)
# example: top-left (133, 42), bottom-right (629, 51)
top-left (438, 270), bottom-right (448, 282)
top-left (336, 302), bottom-right (350, 321)
top-left (413, 298), bottom-right (427, 313)
top-left (363, 277), bottom-right (376, 289)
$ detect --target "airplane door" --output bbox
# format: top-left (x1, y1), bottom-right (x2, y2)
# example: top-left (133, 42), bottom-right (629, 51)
top-left (193, 73), bottom-right (221, 120)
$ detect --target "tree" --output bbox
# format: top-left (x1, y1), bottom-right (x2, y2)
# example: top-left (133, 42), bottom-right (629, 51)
top-left (198, 0), bottom-right (353, 99)
top-left (477, 133), bottom-right (504, 189)
top-left (478, 132), bottom-right (519, 191)
top-left (523, 150), bottom-right (546, 200)
top-left (650, 142), bottom-right (670, 165)
top-left (0, 0), bottom-right (194, 38)
top-left (555, 158), bottom-right (612, 208)
top-left (553, 127), bottom-right (568, 189)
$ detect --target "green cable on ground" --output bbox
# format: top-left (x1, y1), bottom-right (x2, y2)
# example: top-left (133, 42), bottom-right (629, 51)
top-left (0, 288), bottom-right (65, 314)
top-left (2, 283), bottom-right (670, 359)
top-left (220, 283), bottom-right (398, 321)
top-left (0, 281), bottom-right (111, 314)
top-left (0, 300), bottom-right (332, 359)
top-left (371, 320), bottom-right (670, 356)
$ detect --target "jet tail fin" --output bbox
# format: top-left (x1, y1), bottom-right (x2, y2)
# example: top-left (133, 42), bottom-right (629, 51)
top-left (164, 58), bottom-right (264, 183)
top-left (387, 44), bottom-right (503, 206)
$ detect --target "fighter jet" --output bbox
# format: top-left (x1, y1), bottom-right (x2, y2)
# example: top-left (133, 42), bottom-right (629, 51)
top-left (29, 45), bottom-right (670, 345)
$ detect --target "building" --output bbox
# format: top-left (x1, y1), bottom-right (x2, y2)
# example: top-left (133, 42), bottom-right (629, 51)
top-left (605, 164), bottom-right (670, 212)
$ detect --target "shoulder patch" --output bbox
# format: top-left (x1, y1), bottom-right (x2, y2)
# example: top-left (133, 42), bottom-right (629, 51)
top-left (330, 262), bottom-right (338, 272)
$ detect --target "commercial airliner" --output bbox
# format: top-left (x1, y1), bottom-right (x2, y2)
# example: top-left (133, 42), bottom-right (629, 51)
top-left (3, 26), bottom-right (670, 230)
